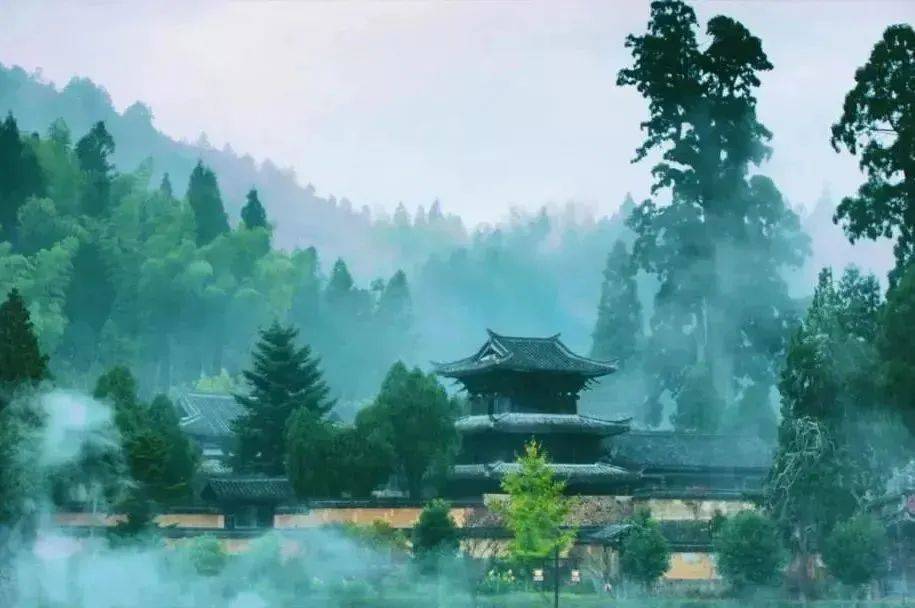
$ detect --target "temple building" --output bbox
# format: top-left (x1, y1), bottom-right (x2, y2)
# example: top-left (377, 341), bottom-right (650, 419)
top-left (435, 330), bottom-right (638, 495)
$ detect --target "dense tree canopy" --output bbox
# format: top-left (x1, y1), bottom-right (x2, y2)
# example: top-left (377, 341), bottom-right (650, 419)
top-left (591, 240), bottom-right (641, 363)
top-left (0, 113), bottom-right (45, 246)
top-left (831, 24), bottom-right (915, 282)
top-left (619, 0), bottom-right (808, 435)
top-left (0, 288), bottom-right (49, 407)
top-left (356, 362), bottom-right (458, 499)
top-left (233, 322), bottom-right (333, 474)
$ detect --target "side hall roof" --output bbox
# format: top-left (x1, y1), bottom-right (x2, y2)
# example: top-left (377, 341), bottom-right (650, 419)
top-left (177, 392), bottom-right (244, 440)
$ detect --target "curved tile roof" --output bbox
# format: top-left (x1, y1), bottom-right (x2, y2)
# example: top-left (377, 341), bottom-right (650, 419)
top-left (434, 330), bottom-right (616, 378)
top-left (201, 477), bottom-right (294, 503)
top-left (177, 392), bottom-right (244, 440)
top-left (610, 431), bottom-right (774, 471)
top-left (456, 413), bottom-right (630, 436)
top-left (452, 461), bottom-right (636, 482)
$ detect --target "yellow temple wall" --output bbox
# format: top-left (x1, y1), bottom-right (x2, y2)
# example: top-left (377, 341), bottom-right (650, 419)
top-left (636, 498), bottom-right (756, 521)
top-left (665, 552), bottom-right (719, 580)
top-left (155, 513), bottom-right (224, 529)
top-left (275, 507), bottom-right (472, 529)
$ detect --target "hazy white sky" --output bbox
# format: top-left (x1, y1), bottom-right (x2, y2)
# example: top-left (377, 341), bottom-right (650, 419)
top-left (1, 1), bottom-right (913, 224)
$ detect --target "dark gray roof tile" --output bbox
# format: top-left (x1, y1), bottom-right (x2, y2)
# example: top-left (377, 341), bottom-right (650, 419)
top-left (434, 330), bottom-right (615, 378)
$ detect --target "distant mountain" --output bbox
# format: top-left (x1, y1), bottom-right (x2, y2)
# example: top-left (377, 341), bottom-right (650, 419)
top-left (0, 63), bottom-right (466, 278)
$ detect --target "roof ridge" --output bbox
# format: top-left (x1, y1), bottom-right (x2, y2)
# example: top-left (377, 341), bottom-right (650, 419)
top-left (487, 328), bottom-right (562, 342)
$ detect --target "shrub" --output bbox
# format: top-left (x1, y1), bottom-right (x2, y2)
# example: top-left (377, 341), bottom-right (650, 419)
top-left (619, 509), bottom-right (670, 589)
top-left (823, 514), bottom-right (888, 588)
top-left (714, 510), bottom-right (784, 591)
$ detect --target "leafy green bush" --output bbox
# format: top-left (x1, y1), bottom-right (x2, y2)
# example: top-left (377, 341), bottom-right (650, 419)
top-left (185, 535), bottom-right (228, 577)
top-left (713, 510), bottom-right (784, 591)
top-left (823, 514), bottom-right (888, 588)
top-left (619, 509), bottom-right (670, 589)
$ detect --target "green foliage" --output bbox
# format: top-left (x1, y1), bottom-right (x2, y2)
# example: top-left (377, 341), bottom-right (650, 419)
top-left (0, 112), bottom-right (45, 246)
top-left (285, 409), bottom-right (340, 497)
top-left (187, 160), bottom-right (229, 246)
top-left (877, 262), bottom-right (915, 436)
top-left (74, 121), bottom-right (115, 217)
top-left (241, 187), bottom-right (268, 230)
top-left (341, 520), bottom-right (409, 555)
top-left (357, 362), bottom-right (458, 498)
top-left (184, 535), bottom-right (228, 577)
top-left (619, 509), bottom-right (670, 588)
top-left (822, 514), bottom-right (888, 589)
top-left (0, 288), bottom-right (49, 407)
top-left (412, 499), bottom-right (459, 564)
top-left (671, 362), bottom-right (723, 433)
top-left (619, 1), bottom-right (808, 435)
top-left (767, 267), bottom-right (888, 560)
top-left (495, 440), bottom-right (575, 565)
top-left (234, 321), bottom-right (333, 474)
top-left (93, 366), bottom-right (198, 508)
top-left (713, 510), bottom-right (784, 591)
top-left (590, 239), bottom-right (641, 363)
top-left (831, 24), bottom-right (915, 282)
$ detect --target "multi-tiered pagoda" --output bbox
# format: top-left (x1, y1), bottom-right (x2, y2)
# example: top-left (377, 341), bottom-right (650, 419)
top-left (434, 330), bottom-right (637, 496)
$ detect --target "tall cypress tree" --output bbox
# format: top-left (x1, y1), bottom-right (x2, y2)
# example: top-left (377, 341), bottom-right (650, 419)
top-left (186, 161), bottom-right (229, 246)
top-left (233, 322), bottom-right (334, 474)
top-left (241, 188), bottom-right (268, 230)
top-left (75, 121), bottom-right (115, 217)
top-left (0, 113), bottom-right (45, 246)
top-left (0, 289), bottom-right (49, 408)
top-left (619, 1), bottom-right (807, 432)
top-left (591, 240), bottom-right (642, 362)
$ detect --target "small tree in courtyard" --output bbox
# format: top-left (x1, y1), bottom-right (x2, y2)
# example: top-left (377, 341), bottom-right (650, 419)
top-left (619, 509), bottom-right (670, 591)
top-left (822, 514), bottom-right (888, 593)
top-left (413, 499), bottom-right (460, 571)
top-left (714, 510), bottom-right (784, 593)
top-left (495, 440), bottom-right (575, 566)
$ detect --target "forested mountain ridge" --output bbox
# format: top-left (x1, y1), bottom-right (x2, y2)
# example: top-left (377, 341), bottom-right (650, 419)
top-left (0, 63), bottom-right (468, 278)
top-left (0, 58), bottom-right (897, 431)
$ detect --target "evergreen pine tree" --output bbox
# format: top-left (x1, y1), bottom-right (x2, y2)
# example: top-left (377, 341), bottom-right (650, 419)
top-left (241, 187), bottom-right (268, 229)
top-left (0, 288), bottom-right (49, 407)
top-left (75, 121), bottom-right (115, 216)
top-left (233, 321), bottom-right (334, 474)
top-left (186, 161), bottom-right (230, 245)
top-left (376, 270), bottom-right (412, 333)
top-left (0, 113), bottom-right (45, 245)
top-left (159, 173), bottom-right (174, 199)
top-left (591, 240), bottom-right (642, 362)
top-left (325, 258), bottom-right (355, 306)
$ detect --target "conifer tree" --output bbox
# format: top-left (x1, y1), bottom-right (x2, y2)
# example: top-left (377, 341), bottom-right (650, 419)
top-left (619, 1), bottom-right (808, 433)
top-left (159, 173), bottom-right (173, 199)
top-left (186, 161), bottom-right (230, 245)
top-left (241, 187), bottom-right (268, 230)
top-left (591, 240), bottom-right (641, 362)
top-left (75, 121), bottom-right (115, 216)
top-left (0, 113), bottom-right (45, 245)
top-left (0, 289), bottom-right (49, 408)
top-left (233, 321), bottom-right (334, 474)
top-left (325, 258), bottom-right (355, 306)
